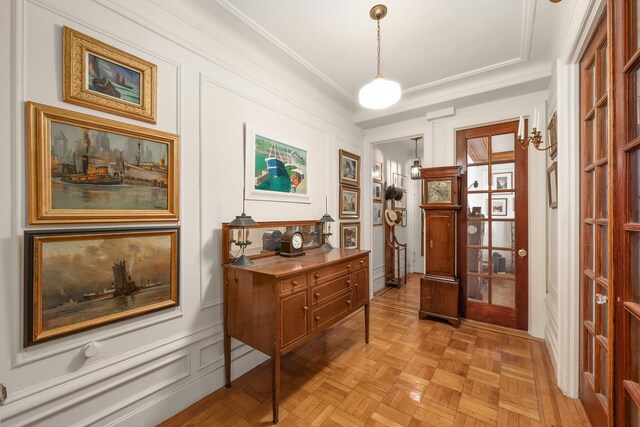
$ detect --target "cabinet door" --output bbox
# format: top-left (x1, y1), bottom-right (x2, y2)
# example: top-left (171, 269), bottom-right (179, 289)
top-left (281, 290), bottom-right (308, 349)
top-left (425, 211), bottom-right (455, 276)
top-left (352, 268), bottom-right (368, 306)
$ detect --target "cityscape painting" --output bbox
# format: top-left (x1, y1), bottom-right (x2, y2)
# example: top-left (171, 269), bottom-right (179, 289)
top-left (24, 228), bottom-right (179, 346)
top-left (27, 102), bottom-right (179, 224)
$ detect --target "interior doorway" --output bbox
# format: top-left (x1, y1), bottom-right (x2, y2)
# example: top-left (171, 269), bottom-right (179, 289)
top-left (456, 120), bottom-right (529, 330)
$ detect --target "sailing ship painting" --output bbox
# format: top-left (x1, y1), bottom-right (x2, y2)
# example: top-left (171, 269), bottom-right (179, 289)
top-left (87, 53), bottom-right (141, 105)
top-left (254, 134), bottom-right (307, 195)
top-left (26, 229), bottom-right (178, 345)
top-left (50, 121), bottom-right (169, 211)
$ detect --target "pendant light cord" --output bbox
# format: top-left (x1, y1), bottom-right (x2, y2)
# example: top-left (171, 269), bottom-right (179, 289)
top-left (376, 17), bottom-right (382, 78)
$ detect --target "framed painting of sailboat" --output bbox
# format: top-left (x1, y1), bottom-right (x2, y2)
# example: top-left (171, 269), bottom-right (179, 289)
top-left (245, 122), bottom-right (311, 204)
top-left (24, 227), bottom-right (179, 346)
top-left (63, 26), bottom-right (157, 123)
top-left (27, 102), bottom-right (179, 224)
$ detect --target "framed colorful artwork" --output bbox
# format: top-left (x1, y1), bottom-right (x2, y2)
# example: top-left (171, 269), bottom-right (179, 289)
top-left (24, 227), bottom-right (179, 346)
top-left (27, 102), bottom-right (179, 224)
top-left (339, 149), bottom-right (360, 187)
top-left (340, 222), bottom-right (360, 249)
top-left (245, 123), bottom-right (310, 204)
top-left (339, 184), bottom-right (360, 219)
top-left (63, 26), bottom-right (157, 123)
top-left (372, 160), bottom-right (383, 183)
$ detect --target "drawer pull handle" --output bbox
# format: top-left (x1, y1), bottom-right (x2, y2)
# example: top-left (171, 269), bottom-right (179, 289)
top-left (347, 264), bottom-right (352, 269)
top-left (354, 283), bottom-right (359, 287)
top-left (292, 280), bottom-right (298, 285)
top-left (346, 280), bottom-right (351, 285)
top-left (359, 260), bottom-right (364, 264)
top-left (303, 306), bottom-right (308, 311)
top-left (347, 300), bottom-right (351, 304)
top-left (315, 292), bottom-right (320, 298)
top-left (314, 273), bottom-right (320, 279)
top-left (315, 316), bottom-right (321, 321)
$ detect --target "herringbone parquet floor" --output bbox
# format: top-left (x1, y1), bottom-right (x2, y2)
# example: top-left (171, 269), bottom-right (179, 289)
top-left (160, 275), bottom-right (590, 426)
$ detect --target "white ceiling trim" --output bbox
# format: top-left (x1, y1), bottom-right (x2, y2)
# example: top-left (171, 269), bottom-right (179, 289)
top-left (212, 0), bottom-right (356, 103)
top-left (214, 0), bottom-right (537, 107)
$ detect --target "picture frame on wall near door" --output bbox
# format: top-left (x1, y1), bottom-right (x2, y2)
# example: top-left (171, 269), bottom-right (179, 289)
top-left (339, 149), bottom-right (360, 187)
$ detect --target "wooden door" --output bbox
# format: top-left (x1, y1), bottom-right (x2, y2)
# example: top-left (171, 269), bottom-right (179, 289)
top-left (613, 0), bottom-right (640, 425)
top-left (579, 13), bottom-right (611, 426)
top-left (456, 121), bottom-right (529, 329)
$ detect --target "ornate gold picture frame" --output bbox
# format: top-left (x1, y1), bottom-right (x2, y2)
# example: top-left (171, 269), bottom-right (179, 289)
top-left (24, 228), bottom-right (179, 346)
top-left (27, 102), bottom-right (179, 224)
top-left (63, 26), bottom-right (157, 123)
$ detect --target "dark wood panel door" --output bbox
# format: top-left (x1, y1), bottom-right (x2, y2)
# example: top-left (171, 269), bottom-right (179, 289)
top-left (424, 211), bottom-right (455, 277)
top-left (456, 120), bottom-right (528, 330)
top-left (613, 0), bottom-right (640, 425)
top-left (579, 12), bottom-right (610, 426)
top-left (281, 290), bottom-right (307, 349)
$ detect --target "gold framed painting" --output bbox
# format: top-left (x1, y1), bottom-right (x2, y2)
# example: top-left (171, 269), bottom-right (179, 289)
top-left (339, 149), bottom-right (360, 187)
top-left (340, 222), bottom-right (360, 249)
top-left (339, 184), bottom-right (360, 219)
top-left (24, 227), bottom-right (179, 346)
top-left (63, 26), bottom-right (157, 123)
top-left (27, 101), bottom-right (179, 224)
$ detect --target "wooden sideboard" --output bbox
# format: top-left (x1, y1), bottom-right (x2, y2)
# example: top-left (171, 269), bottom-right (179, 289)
top-left (223, 248), bottom-right (370, 424)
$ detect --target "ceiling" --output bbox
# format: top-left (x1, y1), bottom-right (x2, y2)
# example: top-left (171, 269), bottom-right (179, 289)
top-left (217, 0), bottom-right (576, 126)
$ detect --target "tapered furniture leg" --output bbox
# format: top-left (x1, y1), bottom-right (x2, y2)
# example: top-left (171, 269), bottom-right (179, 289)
top-left (272, 353), bottom-right (281, 424)
top-left (364, 302), bottom-right (370, 343)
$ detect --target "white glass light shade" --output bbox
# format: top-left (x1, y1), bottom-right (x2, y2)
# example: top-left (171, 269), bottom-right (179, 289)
top-left (358, 77), bottom-right (401, 109)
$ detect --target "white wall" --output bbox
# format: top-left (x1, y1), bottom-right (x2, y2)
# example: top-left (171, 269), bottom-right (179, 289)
top-left (0, 0), bottom-right (362, 425)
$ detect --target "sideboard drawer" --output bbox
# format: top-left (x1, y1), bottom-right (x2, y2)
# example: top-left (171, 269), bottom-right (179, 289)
top-left (311, 293), bottom-right (352, 330)
top-left (309, 260), bottom-right (353, 284)
top-left (279, 274), bottom-right (307, 295)
top-left (311, 274), bottom-right (351, 306)
top-left (353, 256), bottom-right (368, 271)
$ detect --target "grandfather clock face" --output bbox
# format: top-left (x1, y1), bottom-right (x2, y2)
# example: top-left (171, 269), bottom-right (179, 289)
top-left (427, 180), bottom-right (452, 203)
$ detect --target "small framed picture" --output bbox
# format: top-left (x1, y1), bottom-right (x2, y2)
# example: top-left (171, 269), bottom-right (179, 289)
top-left (394, 172), bottom-right (408, 190)
top-left (548, 111), bottom-right (558, 160)
top-left (339, 149), bottom-right (360, 187)
top-left (339, 184), bottom-right (360, 219)
top-left (63, 26), bottom-right (157, 123)
top-left (547, 162), bottom-right (558, 208)
top-left (493, 172), bottom-right (513, 190)
top-left (373, 182), bottom-right (382, 201)
top-left (340, 222), bottom-right (360, 249)
top-left (372, 201), bottom-right (383, 226)
top-left (372, 160), bottom-right (383, 183)
top-left (491, 198), bottom-right (508, 217)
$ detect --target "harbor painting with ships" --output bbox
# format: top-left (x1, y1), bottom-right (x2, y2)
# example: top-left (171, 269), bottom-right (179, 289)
top-left (34, 231), bottom-right (176, 339)
top-left (87, 53), bottom-right (142, 105)
top-left (50, 121), bottom-right (169, 211)
top-left (254, 134), bottom-right (307, 195)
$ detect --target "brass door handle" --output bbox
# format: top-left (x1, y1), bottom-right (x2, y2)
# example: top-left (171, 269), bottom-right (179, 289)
top-left (595, 294), bottom-right (608, 305)
top-left (518, 249), bottom-right (527, 257)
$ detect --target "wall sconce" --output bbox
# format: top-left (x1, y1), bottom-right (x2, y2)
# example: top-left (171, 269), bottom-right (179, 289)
top-left (516, 108), bottom-right (556, 152)
top-left (410, 136), bottom-right (422, 179)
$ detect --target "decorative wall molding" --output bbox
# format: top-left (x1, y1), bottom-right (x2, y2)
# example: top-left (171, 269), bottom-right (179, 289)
top-left (95, 0), bottom-right (361, 138)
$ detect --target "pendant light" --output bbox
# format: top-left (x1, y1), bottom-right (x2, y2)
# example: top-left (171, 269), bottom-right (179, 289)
top-left (358, 4), bottom-right (401, 110)
top-left (410, 136), bottom-right (422, 179)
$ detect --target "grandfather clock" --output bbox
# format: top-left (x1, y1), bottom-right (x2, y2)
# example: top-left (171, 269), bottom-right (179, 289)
top-left (419, 165), bottom-right (462, 327)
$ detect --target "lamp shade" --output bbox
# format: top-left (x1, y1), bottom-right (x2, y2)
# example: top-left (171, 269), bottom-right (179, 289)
top-left (358, 77), bottom-right (401, 109)
top-left (411, 160), bottom-right (421, 179)
top-left (229, 213), bottom-right (258, 227)
top-left (318, 213), bottom-right (335, 223)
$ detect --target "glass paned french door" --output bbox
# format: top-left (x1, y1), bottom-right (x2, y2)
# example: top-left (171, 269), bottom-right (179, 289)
top-left (579, 12), bottom-right (610, 427)
top-left (456, 121), bottom-right (528, 330)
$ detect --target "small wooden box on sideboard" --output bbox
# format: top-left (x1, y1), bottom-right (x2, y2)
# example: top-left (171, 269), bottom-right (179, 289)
top-left (420, 165), bottom-right (462, 327)
top-left (221, 221), bottom-right (370, 424)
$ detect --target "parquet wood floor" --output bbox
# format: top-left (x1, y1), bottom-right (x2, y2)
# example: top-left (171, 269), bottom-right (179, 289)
top-left (160, 275), bottom-right (590, 426)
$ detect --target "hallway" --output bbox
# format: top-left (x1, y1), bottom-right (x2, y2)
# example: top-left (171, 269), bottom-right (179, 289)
top-left (161, 276), bottom-right (589, 426)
